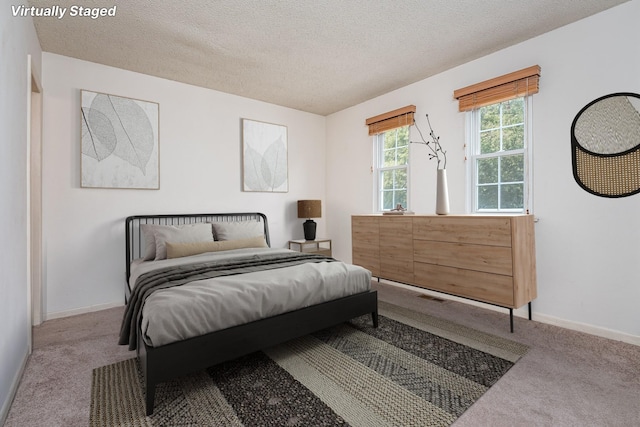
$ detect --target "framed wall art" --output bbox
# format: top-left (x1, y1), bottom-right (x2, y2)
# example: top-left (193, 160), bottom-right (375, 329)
top-left (242, 118), bottom-right (288, 192)
top-left (81, 90), bottom-right (159, 189)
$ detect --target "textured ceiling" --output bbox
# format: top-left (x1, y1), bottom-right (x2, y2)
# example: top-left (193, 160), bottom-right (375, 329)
top-left (29, 0), bottom-right (628, 115)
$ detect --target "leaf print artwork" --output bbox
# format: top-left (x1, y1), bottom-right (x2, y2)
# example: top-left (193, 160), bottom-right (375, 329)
top-left (244, 145), bottom-right (266, 191)
top-left (242, 119), bottom-right (288, 192)
top-left (81, 90), bottom-right (159, 189)
top-left (261, 136), bottom-right (287, 190)
top-left (81, 107), bottom-right (117, 161)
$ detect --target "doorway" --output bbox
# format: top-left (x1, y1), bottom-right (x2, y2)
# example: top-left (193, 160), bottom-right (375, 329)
top-left (27, 56), bottom-right (43, 340)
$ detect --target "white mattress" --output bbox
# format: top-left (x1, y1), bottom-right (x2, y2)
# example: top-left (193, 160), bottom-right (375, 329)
top-left (130, 248), bottom-right (372, 347)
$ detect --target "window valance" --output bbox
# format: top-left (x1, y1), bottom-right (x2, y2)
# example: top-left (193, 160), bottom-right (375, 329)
top-left (453, 65), bottom-right (541, 112)
top-left (365, 105), bottom-right (416, 135)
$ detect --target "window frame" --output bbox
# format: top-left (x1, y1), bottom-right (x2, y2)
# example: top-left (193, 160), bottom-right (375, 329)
top-left (373, 126), bottom-right (411, 212)
top-left (466, 96), bottom-right (533, 214)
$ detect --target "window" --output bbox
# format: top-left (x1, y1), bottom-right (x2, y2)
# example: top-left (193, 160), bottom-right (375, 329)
top-left (365, 105), bottom-right (415, 212)
top-left (374, 127), bottom-right (409, 211)
top-left (454, 65), bottom-right (540, 214)
top-left (468, 97), bottom-right (531, 212)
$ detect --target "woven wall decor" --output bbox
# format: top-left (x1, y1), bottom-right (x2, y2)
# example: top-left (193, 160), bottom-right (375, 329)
top-left (571, 92), bottom-right (640, 198)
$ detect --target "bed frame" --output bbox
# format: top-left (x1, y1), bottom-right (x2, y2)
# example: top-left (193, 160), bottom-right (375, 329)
top-left (125, 213), bottom-right (378, 415)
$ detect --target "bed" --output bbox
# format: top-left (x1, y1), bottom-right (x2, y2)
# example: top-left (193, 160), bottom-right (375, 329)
top-left (120, 212), bottom-right (378, 415)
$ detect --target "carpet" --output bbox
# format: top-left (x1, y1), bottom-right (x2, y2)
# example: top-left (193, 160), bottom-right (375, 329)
top-left (90, 301), bottom-right (528, 426)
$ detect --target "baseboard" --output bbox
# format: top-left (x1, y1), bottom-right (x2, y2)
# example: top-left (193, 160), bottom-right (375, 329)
top-left (0, 350), bottom-right (29, 426)
top-left (46, 300), bottom-right (123, 321)
top-left (380, 280), bottom-right (640, 346)
top-left (532, 312), bottom-right (640, 346)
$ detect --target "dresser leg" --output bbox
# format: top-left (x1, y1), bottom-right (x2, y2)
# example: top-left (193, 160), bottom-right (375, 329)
top-left (509, 308), bottom-right (514, 333)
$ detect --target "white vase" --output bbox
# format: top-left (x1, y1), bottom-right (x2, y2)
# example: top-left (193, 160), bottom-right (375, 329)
top-left (436, 168), bottom-right (450, 215)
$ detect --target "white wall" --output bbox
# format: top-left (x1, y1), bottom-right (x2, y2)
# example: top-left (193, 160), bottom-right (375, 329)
top-left (0, 6), bottom-right (42, 423)
top-left (326, 0), bottom-right (640, 341)
top-left (41, 53), bottom-right (327, 317)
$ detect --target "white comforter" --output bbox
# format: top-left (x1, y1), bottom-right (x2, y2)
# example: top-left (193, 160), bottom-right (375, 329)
top-left (130, 248), bottom-right (372, 347)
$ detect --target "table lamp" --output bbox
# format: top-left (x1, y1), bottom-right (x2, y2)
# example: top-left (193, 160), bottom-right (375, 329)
top-left (297, 200), bottom-right (321, 240)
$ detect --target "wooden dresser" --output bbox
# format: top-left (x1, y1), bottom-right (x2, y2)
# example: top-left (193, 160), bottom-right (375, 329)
top-left (352, 214), bottom-right (537, 330)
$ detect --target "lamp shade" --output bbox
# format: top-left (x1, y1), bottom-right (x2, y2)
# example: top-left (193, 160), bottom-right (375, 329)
top-left (297, 200), bottom-right (321, 219)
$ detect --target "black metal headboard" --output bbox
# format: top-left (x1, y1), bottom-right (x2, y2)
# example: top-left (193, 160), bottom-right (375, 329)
top-left (125, 212), bottom-right (270, 282)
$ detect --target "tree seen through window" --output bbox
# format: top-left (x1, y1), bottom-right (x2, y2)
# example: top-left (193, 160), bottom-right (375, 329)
top-left (376, 126), bottom-right (409, 211)
top-left (475, 98), bottom-right (525, 211)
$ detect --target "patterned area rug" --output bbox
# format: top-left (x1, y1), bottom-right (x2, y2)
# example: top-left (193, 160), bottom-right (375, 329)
top-left (90, 301), bottom-right (528, 426)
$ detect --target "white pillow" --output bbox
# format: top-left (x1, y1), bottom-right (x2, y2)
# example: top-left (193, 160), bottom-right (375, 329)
top-left (212, 221), bottom-right (264, 241)
top-left (145, 223), bottom-right (214, 261)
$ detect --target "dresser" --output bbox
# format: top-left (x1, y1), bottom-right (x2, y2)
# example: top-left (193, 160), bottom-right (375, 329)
top-left (352, 214), bottom-right (537, 331)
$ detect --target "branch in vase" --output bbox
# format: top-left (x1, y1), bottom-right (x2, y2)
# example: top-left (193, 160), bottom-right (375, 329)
top-left (410, 114), bottom-right (447, 169)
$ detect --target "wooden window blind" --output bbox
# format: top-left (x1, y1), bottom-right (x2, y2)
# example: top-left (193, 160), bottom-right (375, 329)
top-left (365, 105), bottom-right (416, 135)
top-left (453, 65), bottom-right (541, 112)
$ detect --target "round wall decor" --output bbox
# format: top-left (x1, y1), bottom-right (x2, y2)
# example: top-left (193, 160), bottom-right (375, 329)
top-left (571, 92), bottom-right (640, 198)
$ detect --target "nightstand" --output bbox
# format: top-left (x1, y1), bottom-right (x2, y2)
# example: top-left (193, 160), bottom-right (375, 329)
top-left (288, 239), bottom-right (332, 257)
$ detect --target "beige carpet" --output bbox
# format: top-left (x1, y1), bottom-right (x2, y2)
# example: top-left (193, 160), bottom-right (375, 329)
top-left (5, 281), bottom-right (640, 426)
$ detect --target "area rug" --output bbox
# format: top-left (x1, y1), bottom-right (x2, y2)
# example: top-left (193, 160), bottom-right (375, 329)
top-left (90, 301), bottom-right (528, 426)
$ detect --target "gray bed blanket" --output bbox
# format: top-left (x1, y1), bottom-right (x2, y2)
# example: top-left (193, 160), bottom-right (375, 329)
top-left (119, 252), bottom-right (335, 350)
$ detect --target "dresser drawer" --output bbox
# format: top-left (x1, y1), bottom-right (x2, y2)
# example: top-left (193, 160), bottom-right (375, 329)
top-left (352, 250), bottom-right (380, 276)
top-left (352, 216), bottom-right (380, 275)
top-left (352, 217), bottom-right (380, 244)
top-left (414, 240), bottom-right (513, 276)
top-left (381, 258), bottom-right (414, 284)
top-left (413, 216), bottom-right (512, 247)
top-left (414, 262), bottom-right (514, 307)
top-left (379, 216), bottom-right (413, 282)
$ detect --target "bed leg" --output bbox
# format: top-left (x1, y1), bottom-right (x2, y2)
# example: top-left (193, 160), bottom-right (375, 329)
top-left (145, 383), bottom-right (156, 416)
top-left (371, 311), bottom-right (379, 328)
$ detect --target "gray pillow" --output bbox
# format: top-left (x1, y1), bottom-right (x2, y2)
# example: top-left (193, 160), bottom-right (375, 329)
top-left (140, 224), bottom-right (160, 261)
top-left (140, 223), bottom-right (214, 261)
top-left (212, 221), bottom-right (264, 241)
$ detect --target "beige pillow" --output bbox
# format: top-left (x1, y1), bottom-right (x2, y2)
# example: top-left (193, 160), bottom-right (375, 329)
top-left (166, 236), bottom-right (268, 259)
top-left (152, 223), bottom-right (214, 260)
